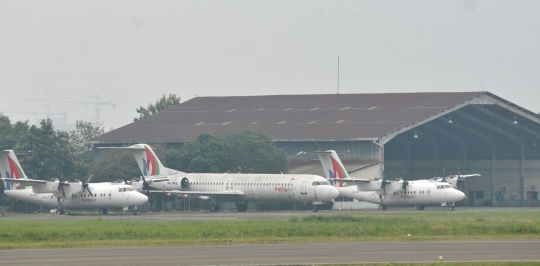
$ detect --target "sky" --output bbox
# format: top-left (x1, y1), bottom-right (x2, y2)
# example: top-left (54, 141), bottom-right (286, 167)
top-left (1, 0), bottom-right (539, 131)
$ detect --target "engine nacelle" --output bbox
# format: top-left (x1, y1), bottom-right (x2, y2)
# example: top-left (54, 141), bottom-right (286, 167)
top-left (181, 177), bottom-right (190, 189)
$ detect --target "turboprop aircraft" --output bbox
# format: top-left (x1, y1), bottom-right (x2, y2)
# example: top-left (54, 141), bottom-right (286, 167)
top-left (298, 150), bottom-right (466, 211)
top-left (430, 173), bottom-right (481, 189)
top-left (0, 150), bottom-right (148, 215)
top-left (98, 144), bottom-right (339, 212)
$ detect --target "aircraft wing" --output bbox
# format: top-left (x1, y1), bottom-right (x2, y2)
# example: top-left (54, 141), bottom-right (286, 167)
top-left (331, 178), bottom-right (372, 183)
top-left (455, 174), bottom-right (481, 179)
top-left (0, 178), bottom-right (48, 185)
top-left (150, 190), bottom-right (245, 200)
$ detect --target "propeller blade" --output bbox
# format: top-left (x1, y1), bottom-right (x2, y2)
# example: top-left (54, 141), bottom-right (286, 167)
top-left (87, 187), bottom-right (93, 196)
top-left (87, 175), bottom-right (93, 183)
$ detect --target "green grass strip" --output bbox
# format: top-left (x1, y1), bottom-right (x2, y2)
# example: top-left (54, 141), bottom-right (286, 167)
top-left (1, 211), bottom-right (539, 249)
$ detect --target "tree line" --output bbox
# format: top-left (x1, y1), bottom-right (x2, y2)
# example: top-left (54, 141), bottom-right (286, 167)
top-left (0, 94), bottom-right (289, 189)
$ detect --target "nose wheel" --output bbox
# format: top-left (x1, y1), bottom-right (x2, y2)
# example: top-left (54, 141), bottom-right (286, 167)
top-left (131, 207), bottom-right (138, 215)
top-left (99, 208), bottom-right (108, 215)
top-left (449, 203), bottom-right (455, 211)
top-left (378, 204), bottom-right (387, 211)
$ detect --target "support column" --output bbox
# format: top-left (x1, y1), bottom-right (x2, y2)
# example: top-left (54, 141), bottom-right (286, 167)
top-left (521, 146), bottom-right (525, 206)
top-left (491, 145), bottom-right (496, 206)
top-left (434, 144), bottom-right (439, 177)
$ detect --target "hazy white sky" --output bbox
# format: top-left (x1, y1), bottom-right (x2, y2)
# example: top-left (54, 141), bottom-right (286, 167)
top-left (1, 0), bottom-right (539, 130)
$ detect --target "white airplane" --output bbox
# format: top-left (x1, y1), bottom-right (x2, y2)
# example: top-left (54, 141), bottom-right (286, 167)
top-left (98, 144), bottom-right (339, 212)
top-left (430, 173), bottom-right (481, 189)
top-left (0, 150), bottom-right (148, 215)
top-left (300, 150), bottom-right (466, 211)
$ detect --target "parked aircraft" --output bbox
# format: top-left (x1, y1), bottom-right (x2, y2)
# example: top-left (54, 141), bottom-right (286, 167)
top-left (431, 174), bottom-right (481, 189)
top-left (299, 150), bottom-right (466, 211)
top-left (99, 144), bottom-right (339, 212)
top-left (0, 150), bottom-right (147, 214)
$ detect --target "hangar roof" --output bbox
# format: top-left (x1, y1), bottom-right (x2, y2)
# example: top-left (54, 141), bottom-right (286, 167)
top-left (90, 91), bottom-right (540, 145)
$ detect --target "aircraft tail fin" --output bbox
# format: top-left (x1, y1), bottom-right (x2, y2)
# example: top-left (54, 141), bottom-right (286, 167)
top-left (98, 144), bottom-right (181, 176)
top-left (298, 150), bottom-right (349, 186)
top-left (0, 150), bottom-right (28, 190)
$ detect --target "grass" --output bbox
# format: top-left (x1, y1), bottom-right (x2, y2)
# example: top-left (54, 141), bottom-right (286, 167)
top-left (0, 211), bottom-right (539, 249)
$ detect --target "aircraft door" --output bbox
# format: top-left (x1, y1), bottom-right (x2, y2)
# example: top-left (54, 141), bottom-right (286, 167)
top-left (226, 180), bottom-right (230, 191)
top-left (301, 181), bottom-right (307, 195)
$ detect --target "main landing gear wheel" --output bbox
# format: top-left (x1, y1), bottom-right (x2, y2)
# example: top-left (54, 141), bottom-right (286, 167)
top-left (210, 204), bottom-right (221, 212)
top-left (378, 205), bottom-right (387, 211)
top-left (311, 205), bottom-right (318, 212)
top-left (99, 208), bottom-right (108, 215)
top-left (416, 205), bottom-right (425, 210)
top-left (55, 209), bottom-right (65, 215)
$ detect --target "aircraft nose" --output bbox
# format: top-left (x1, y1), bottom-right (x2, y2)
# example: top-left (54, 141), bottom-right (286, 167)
top-left (132, 192), bottom-right (148, 205)
top-left (326, 186), bottom-right (340, 200)
top-left (454, 189), bottom-right (466, 201)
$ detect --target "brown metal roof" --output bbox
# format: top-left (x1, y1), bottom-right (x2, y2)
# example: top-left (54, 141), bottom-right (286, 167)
top-left (91, 92), bottom-right (486, 143)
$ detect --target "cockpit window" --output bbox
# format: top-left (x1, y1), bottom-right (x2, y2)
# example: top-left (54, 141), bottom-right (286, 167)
top-left (445, 185), bottom-right (451, 188)
top-left (320, 181), bottom-right (330, 185)
top-left (312, 181), bottom-right (322, 186)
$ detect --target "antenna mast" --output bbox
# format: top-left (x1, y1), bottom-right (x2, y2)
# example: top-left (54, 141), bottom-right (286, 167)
top-left (337, 55), bottom-right (340, 94)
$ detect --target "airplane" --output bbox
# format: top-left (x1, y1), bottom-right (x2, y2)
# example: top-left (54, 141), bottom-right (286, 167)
top-left (430, 173), bottom-right (481, 189)
top-left (298, 150), bottom-right (466, 211)
top-left (0, 150), bottom-right (148, 215)
top-left (98, 144), bottom-right (339, 212)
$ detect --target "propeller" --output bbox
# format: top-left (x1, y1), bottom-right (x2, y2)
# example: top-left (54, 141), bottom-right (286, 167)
top-left (141, 176), bottom-right (151, 195)
top-left (53, 176), bottom-right (70, 198)
top-left (401, 180), bottom-right (409, 192)
top-left (381, 180), bottom-right (391, 194)
top-left (79, 175), bottom-right (93, 196)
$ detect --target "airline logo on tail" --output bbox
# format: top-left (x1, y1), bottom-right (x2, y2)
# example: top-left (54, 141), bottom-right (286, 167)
top-left (142, 146), bottom-right (160, 176)
top-left (5, 155), bottom-right (26, 190)
top-left (329, 154), bottom-right (348, 187)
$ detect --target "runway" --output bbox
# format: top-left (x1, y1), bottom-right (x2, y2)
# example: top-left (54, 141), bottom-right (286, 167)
top-left (1, 241), bottom-right (540, 265)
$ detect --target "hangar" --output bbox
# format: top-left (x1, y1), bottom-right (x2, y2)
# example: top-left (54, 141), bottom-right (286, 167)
top-left (90, 91), bottom-right (540, 207)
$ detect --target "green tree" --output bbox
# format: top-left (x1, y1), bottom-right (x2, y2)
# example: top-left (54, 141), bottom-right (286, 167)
top-left (163, 130), bottom-right (288, 174)
top-left (69, 120), bottom-right (105, 154)
top-left (0, 113), bottom-right (29, 150)
top-left (17, 119), bottom-right (88, 181)
top-left (164, 132), bottom-right (233, 173)
top-left (134, 93), bottom-right (181, 121)
top-left (225, 130), bottom-right (288, 174)
top-left (87, 150), bottom-right (141, 183)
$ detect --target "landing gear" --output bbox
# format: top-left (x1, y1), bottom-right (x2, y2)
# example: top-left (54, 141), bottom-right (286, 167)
top-left (236, 203), bottom-right (247, 212)
top-left (131, 207), bottom-right (138, 215)
top-left (55, 209), bottom-right (65, 215)
top-left (416, 205), bottom-right (425, 210)
top-left (311, 205), bottom-right (318, 212)
top-left (449, 203), bottom-right (455, 211)
top-left (99, 208), bottom-right (108, 215)
top-left (378, 204), bottom-right (387, 211)
top-left (210, 204), bottom-right (221, 212)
